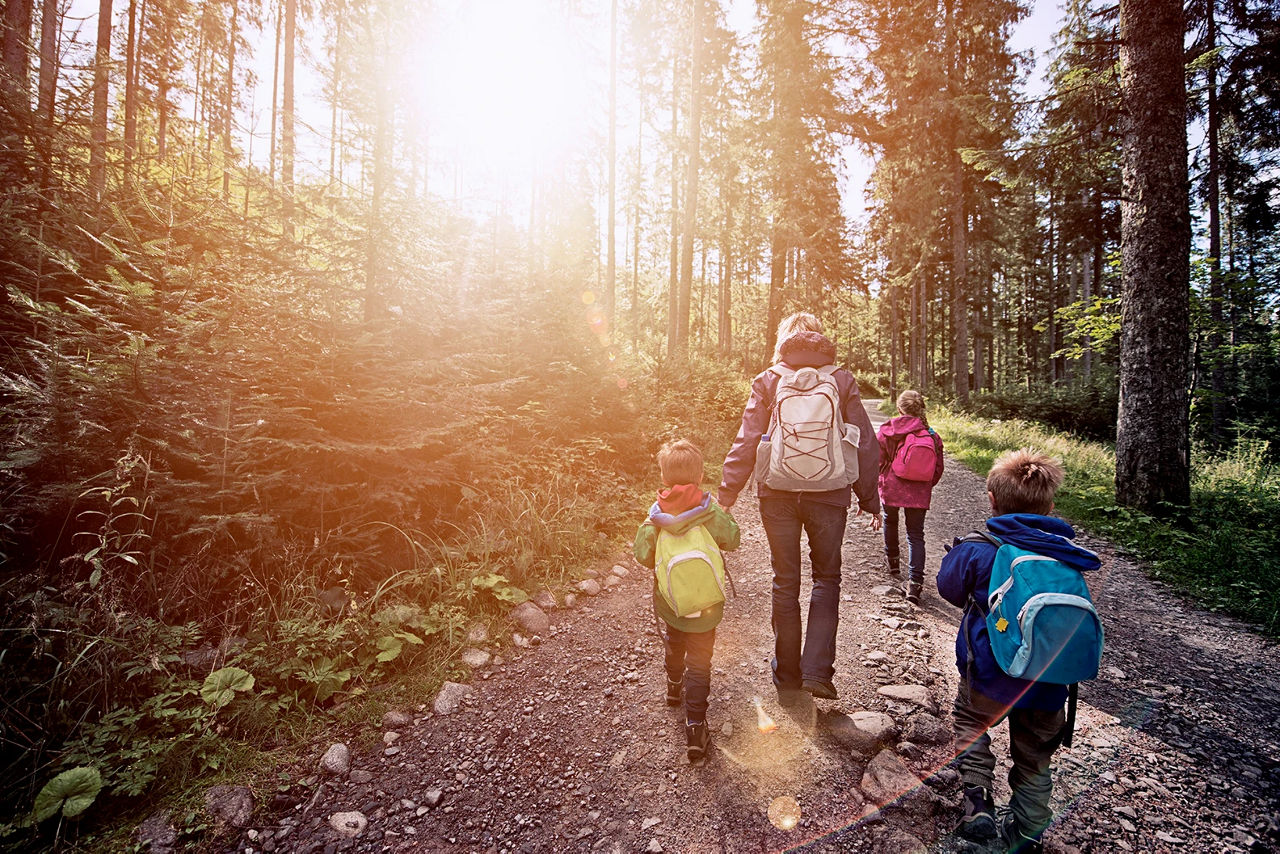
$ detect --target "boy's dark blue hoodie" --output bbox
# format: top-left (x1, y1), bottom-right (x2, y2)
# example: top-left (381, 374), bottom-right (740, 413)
top-left (937, 513), bottom-right (1101, 710)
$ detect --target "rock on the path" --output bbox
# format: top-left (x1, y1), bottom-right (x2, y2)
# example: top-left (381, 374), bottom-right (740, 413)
top-left (859, 750), bottom-right (937, 816)
top-left (320, 743), bottom-right (351, 775)
top-left (602, 575), bottom-right (622, 589)
top-left (328, 811), bottom-right (368, 838)
top-left (610, 565), bottom-right (630, 578)
top-left (532, 590), bottom-right (557, 610)
top-left (564, 593), bottom-right (579, 609)
top-left (135, 811), bottom-right (178, 853)
top-left (871, 827), bottom-right (927, 854)
top-left (424, 788), bottom-right (444, 807)
top-left (904, 712), bottom-right (951, 745)
top-left (829, 711), bottom-right (898, 754)
top-left (870, 585), bottom-right (895, 597)
top-left (647, 840), bottom-right (663, 853)
top-left (350, 769), bottom-right (374, 785)
top-left (578, 579), bottom-right (602, 596)
top-left (466, 623), bottom-right (490, 644)
top-left (460, 647), bottom-right (492, 668)
top-left (204, 785), bottom-right (254, 829)
top-left (509, 601), bottom-right (551, 634)
top-left (432, 681), bottom-right (471, 715)
top-left (641, 817), bottom-right (661, 831)
top-left (877, 684), bottom-right (937, 713)
top-left (381, 709), bottom-right (412, 729)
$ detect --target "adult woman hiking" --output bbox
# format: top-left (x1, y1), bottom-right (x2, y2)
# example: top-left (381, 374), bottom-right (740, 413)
top-left (718, 312), bottom-right (881, 702)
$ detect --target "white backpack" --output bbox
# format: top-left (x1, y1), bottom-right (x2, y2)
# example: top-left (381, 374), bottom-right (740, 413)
top-left (754, 365), bottom-right (860, 492)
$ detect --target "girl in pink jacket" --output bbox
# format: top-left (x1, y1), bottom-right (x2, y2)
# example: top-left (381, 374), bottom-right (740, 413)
top-left (877, 390), bottom-right (944, 604)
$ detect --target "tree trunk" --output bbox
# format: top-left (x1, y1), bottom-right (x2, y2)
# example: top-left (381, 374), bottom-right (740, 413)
top-left (2, 0), bottom-right (33, 100)
top-left (1114, 0), bottom-right (1191, 511)
top-left (90, 0), bottom-right (112, 201)
top-left (269, 0), bottom-right (280, 184)
top-left (675, 0), bottom-right (702, 358)
top-left (946, 0), bottom-right (969, 404)
top-left (1205, 0), bottom-right (1227, 446)
top-left (221, 0), bottom-right (237, 199)
top-left (282, 0), bottom-right (296, 237)
top-left (666, 54), bottom-right (679, 358)
top-left (38, 0), bottom-right (57, 124)
top-left (123, 0), bottom-right (138, 184)
top-left (605, 0), bottom-right (617, 330)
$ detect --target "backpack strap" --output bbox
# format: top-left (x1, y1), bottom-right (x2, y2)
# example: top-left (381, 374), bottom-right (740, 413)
top-left (1062, 683), bottom-right (1078, 749)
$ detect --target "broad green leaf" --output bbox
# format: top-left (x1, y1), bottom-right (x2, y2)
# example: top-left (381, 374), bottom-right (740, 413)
top-left (201, 667), bottom-right (255, 708)
top-left (32, 767), bottom-right (102, 822)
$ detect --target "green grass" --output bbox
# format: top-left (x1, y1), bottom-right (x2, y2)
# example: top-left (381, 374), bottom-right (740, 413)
top-left (929, 406), bottom-right (1280, 637)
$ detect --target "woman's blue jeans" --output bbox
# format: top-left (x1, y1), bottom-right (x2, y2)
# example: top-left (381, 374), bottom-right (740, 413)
top-left (882, 505), bottom-right (927, 585)
top-left (759, 495), bottom-right (848, 687)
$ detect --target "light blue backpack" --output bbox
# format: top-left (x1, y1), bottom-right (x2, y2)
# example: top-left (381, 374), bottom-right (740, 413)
top-left (975, 532), bottom-right (1104, 685)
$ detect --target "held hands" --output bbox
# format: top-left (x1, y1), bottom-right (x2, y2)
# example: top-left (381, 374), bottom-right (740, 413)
top-left (855, 507), bottom-right (883, 531)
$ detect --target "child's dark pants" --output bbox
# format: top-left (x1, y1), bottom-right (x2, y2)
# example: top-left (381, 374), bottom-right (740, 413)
top-left (662, 624), bottom-right (715, 724)
top-left (953, 678), bottom-right (1067, 838)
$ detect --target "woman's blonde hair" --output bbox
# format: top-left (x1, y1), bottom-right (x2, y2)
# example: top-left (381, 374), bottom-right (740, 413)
top-left (896, 390), bottom-right (927, 424)
top-left (987, 448), bottom-right (1064, 515)
top-left (657, 439), bottom-right (704, 487)
top-left (772, 312), bottom-right (823, 364)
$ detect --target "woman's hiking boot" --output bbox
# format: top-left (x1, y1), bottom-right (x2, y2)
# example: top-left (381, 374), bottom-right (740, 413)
top-left (884, 555), bottom-right (901, 576)
top-left (998, 812), bottom-right (1044, 853)
top-left (665, 678), bottom-right (684, 707)
top-left (956, 786), bottom-right (997, 841)
top-left (906, 580), bottom-right (923, 606)
top-left (686, 721), bottom-right (711, 765)
top-left (801, 678), bottom-right (839, 700)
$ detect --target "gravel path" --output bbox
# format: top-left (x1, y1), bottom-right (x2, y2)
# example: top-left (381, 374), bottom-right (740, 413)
top-left (223, 403), bottom-right (1280, 854)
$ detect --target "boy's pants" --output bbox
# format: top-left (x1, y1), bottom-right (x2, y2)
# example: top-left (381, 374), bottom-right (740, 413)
top-left (662, 623), bottom-right (715, 724)
top-left (953, 680), bottom-right (1066, 837)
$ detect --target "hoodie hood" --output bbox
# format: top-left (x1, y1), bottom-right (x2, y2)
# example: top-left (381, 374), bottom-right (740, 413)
top-left (648, 489), bottom-right (714, 535)
top-left (881, 414), bottom-right (929, 438)
top-left (986, 514), bottom-right (1101, 572)
top-left (778, 331), bottom-right (836, 369)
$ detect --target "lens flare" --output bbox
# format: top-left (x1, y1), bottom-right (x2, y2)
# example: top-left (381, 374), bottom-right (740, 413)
top-left (767, 795), bottom-right (801, 830)
top-left (581, 291), bottom-right (596, 305)
top-left (752, 696), bottom-right (777, 733)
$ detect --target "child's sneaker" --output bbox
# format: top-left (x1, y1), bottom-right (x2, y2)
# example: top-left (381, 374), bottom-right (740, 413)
top-left (998, 813), bottom-right (1044, 853)
top-left (955, 786), bottom-right (997, 841)
top-left (686, 721), bottom-right (711, 765)
top-left (665, 678), bottom-right (683, 707)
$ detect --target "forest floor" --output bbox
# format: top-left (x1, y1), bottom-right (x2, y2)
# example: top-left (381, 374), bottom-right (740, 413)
top-left (210, 403), bottom-right (1280, 854)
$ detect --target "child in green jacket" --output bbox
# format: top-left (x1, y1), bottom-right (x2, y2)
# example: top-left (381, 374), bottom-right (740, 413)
top-left (634, 439), bottom-right (740, 764)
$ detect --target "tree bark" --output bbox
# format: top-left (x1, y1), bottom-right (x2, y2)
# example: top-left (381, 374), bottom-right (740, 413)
top-left (1205, 0), bottom-right (1228, 446)
top-left (2, 0), bottom-right (32, 100)
top-left (675, 0), bottom-right (701, 357)
top-left (282, 0), bottom-right (296, 237)
top-left (37, 0), bottom-right (56, 123)
top-left (222, 0), bottom-right (237, 199)
top-left (946, 0), bottom-right (969, 404)
top-left (605, 0), bottom-right (617, 331)
top-left (123, 0), bottom-right (138, 184)
top-left (1115, 0), bottom-right (1191, 511)
top-left (90, 0), bottom-right (112, 201)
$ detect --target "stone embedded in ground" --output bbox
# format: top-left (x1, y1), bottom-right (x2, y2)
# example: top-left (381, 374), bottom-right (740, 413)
top-left (859, 750), bottom-right (937, 817)
top-left (328, 811), bottom-right (368, 838)
top-left (610, 565), bottom-right (630, 578)
top-left (205, 785), bottom-right (254, 829)
top-left (870, 585), bottom-right (894, 597)
top-left (381, 709), bottom-right (412, 729)
top-left (641, 817), bottom-right (661, 830)
top-left (432, 681), bottom-right (471, 715)
top-left (461, 647), bottom-right (492, 668)
top-left (512, 632), bottom-right (530, 648)
top-left (876, 684), bottom-right (937, 713)
top-left (135, 810), bottom-right (178, 853)
top-left (532, 590), bottom-right (557, 611)
top-left (466, 623), bottom-right (490, 645)
top-left (867, 651), bottom-right (889, 663)
top-left (603, 575), bottom-right (622, 589)
top-left (578, 579), bottom-right (602, 596)
top-left (829, 711), bottom-right (899, 754)
top-left (904, 712), bottom-right (951, 745)
top-left (320, 743), bottom-right (351, 775)
top-left (647, 840), bottom-right (663, 853)
top-left (349, 770), bottom-right (374, 785)
top-left (382, 731), bottom-right (400, 745)
top-left (564, 593), bottom-right (579, 608)
top-left (424, 788), bottom-right (444, 807)
top-left (509, 601), bottom-right (551, 635)
top-left (585, 568), bottom-right (601, 579)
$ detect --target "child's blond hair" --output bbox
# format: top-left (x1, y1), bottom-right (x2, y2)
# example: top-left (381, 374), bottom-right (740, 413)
top-left (896, 389), bottom-right (927, 423)
top-left (771, 312), bottom-right (823, 364)
top-left (987, 448), bottom-right (1064, 515)
top-left (658, 439), bottom-right (704, 487)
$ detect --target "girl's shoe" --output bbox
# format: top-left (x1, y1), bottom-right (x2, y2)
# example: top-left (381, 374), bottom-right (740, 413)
top-left (686, 721), bottom-right (711, 765)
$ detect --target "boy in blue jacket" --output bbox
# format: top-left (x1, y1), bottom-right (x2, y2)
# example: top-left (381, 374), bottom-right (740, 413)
top-left (937, 448), bottom-right (1100, 853)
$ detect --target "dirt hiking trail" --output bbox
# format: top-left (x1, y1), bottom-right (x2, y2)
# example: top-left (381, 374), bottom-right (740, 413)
top-left (220, 402), bottom-right (1280, 854)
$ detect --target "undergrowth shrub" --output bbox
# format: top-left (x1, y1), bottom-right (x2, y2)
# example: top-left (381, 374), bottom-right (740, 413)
top-left (962, 380), bottom-right (1119, 442)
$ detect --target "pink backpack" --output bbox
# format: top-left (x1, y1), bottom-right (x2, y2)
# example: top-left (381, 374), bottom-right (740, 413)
top-left (891, 429), bottom-right (938, 482)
